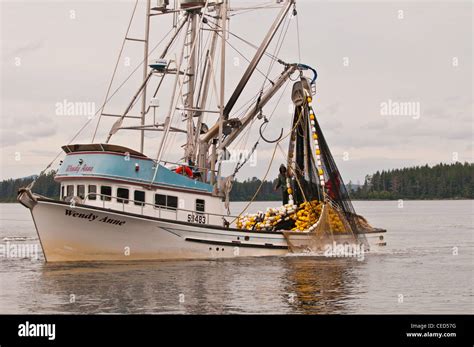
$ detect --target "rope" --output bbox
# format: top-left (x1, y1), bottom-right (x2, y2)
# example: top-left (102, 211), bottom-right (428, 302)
top-left (229, 104), bottom-right (304, 224)
top-left (232, 140), bottom-right (259, 177)
top-left (228, 142), bottom-right (278, 224)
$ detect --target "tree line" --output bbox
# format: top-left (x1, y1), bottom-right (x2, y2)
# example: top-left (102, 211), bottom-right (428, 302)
top-left (0, 162), bottom-right (472, 202)
top-left (0, 171), bottom-right (59, 202)
top-left (349, 162), bottom-right (473, 200)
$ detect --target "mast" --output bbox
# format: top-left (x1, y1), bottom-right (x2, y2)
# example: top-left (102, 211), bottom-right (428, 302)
top-left (155, 19), bottom-right (191, 166)
top-left (104, 14), bottom-right (189, 145)
top-left (194, 28), bottom-right (219, 180)
top-left (184, 11), bottom-right (198, 162)
top-left (104, 0), bottom-right (296, 190)
top-left (140, 0), bottom-right (151, 153)
top-left (216, 0), bottom-right (228, 194)
top-left (201, 0), bottom-right (295, 145)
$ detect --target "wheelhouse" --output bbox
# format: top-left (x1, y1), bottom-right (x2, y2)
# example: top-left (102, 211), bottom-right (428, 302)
top-left (56, 144), bottom-right (225, 226)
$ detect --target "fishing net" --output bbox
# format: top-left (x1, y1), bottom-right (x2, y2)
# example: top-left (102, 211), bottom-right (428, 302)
top-left (237, 78), bottom-right (376, 253)
top-left (283, 79), bottom-right (370, 252)
top-left (283, 202), bottom-right (361, 253)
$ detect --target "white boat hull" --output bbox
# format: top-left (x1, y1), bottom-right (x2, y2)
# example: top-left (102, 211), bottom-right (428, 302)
top-left (27, 199), bottom-right (386, 262)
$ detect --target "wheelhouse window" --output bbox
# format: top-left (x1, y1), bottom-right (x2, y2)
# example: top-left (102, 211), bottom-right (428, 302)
top-left (134, 190), bottom-right (145, 206)
top-left (88, 185), bottom-right (97, 200)
top-left (167, 196), bottom-right (178, 210)
top-left (117, 188), bottom-right (129, 204)
top-left (66, 185), bottom-right (74, 199)
top-left (77, 185), bottom-right (85, 199)
top-left (154, 194), bottom-right (178, 210)
top-left (61, 186), bottom-right (65, 200)
top-left (154, 194), bottom-right (166, 208)
top-left (100, 186), bottom-right (112, 201)
top-left (196, 199), bottom-right (205, 213)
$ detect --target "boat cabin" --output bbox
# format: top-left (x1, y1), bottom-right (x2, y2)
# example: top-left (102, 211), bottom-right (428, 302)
top-left (55, 144), bottom-right (226, 226)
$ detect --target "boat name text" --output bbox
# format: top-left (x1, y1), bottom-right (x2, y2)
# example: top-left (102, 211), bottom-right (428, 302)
top-left (64, 209), bottom-right (126, 226)
top-left (65, 164), bottom-right (94, 173)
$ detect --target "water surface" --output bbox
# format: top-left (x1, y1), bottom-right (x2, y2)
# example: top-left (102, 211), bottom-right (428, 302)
top-left (0, 201), bottom-right (472, 314)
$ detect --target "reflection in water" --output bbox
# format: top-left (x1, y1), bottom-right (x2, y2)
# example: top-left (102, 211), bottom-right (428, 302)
top-left (283, 257), bottom-right (362, 314)
top-left (32, 259), bottom-right (291, 314)
top-left (23, 257), bottom-right (362, 314)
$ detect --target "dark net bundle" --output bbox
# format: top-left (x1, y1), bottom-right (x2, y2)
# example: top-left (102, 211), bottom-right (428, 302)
top-left (281, 79), bottom-right (382, 251)
top-left (283, 102), bottom-right (372, 252)
top-left (311, 109), bottom-right (370, 245)
top-left (292, 105), bottom-right (323, 205)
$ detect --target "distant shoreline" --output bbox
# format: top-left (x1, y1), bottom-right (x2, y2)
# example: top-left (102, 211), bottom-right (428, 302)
top-left (1, 162), bottom-right (472, 202)
top-left (231, 198), bottom-right (474, 203)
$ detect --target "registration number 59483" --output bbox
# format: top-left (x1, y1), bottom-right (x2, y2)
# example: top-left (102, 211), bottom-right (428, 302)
top-left (187, 214), bottom-right (206, 224)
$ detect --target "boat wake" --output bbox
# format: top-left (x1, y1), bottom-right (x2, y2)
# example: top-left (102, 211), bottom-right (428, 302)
top-left (285, 250), bottom-right (326, 257)
top-left (2, 236), bottom-right (38, 242)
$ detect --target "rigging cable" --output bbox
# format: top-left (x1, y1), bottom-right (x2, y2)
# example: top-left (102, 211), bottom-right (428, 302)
top-left (28, 22), bottom-right (177, 190)
top-left (227, 2), bottom-right (280, 17)
top-left (203, 16), bottom-right (284, 66)
top-left (229, 70), bottom-right (292, 174)
top-left (295, 4), bottom-right (301, 63)
top-left (229, 105), bottom-right (304, 224)
top-left (205, 22), bottom-right (274, 84)
top-left (92, 0), bottom-right (139, 142)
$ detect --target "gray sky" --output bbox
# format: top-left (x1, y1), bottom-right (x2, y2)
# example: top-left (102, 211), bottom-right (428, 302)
top-left (1, 0), bottom-right (472, 184)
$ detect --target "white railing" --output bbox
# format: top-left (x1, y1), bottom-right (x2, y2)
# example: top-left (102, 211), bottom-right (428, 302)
top-left (70, 193), bottom-right (237, 227)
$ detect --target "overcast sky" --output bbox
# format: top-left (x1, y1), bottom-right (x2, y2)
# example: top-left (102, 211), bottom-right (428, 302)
top-left (1, 0), bottom-right (472, 184)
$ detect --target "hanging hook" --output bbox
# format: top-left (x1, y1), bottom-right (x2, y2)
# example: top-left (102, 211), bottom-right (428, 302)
top-left (259, 117), bottom-right (283, 143)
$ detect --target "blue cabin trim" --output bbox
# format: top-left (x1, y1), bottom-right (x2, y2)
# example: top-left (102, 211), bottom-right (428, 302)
top-left (55, 151), bottom-right (213, 193)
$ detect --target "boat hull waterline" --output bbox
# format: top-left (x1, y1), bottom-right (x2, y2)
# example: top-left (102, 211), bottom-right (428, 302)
top-left (24, 197), bottom-right (386, 262)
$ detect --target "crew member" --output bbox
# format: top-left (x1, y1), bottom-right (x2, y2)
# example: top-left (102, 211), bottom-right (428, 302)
top-left (274, 164), bottom-right (289, 205)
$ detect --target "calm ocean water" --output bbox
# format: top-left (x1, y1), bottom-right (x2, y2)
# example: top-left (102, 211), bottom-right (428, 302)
top-left (0, 201), bottom-right (472, 314)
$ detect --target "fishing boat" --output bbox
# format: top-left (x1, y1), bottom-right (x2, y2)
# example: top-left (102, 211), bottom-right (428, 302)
top-left (18, 0), bottom-right (386, 262)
